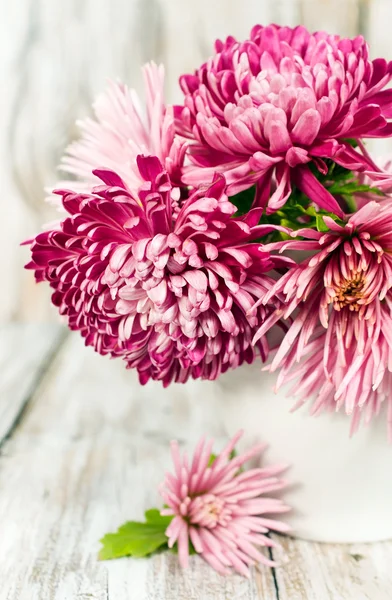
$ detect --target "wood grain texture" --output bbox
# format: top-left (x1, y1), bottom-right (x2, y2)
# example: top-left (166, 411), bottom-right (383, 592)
top-left (4, 0), bottom-right (392, 322)
top-left (0, 325), bottom-right (391, 598)
top-left (0, 323), bottom-right (65, 445)
top-left (0, 331), bottom-right (278, 599)
top-left (108, 553), bottom-right (278, 600)
top-left (271, 534), bottom-right (392, 600)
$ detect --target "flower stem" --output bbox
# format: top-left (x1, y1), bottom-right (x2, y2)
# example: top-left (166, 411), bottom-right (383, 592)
top-left (343, 194), bottom-right (357, 214)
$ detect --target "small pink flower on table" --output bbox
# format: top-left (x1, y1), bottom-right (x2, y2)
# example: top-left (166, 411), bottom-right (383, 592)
top-left (160, 430), bottom-right (291, 577)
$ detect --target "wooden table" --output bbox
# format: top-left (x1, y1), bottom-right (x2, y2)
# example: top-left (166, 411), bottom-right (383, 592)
top-left (1, 323), bottom-right (391, 599)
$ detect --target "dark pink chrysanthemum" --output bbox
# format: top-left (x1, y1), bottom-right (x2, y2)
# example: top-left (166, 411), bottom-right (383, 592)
top-left (176, 24), bottom-right (392, 215)
top-left (253, 201), bottom-right (392, 437)
top-left (160, 430), bottom-right (290, 577)
top-left (57, 63), bottom-right (186, 197)
top-left (26, 156), bottom-right (290, 385)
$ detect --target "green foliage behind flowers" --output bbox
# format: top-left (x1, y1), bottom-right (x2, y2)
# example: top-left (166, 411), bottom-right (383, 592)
top-left (229, 160), bottom-right (384, 243)
top-left (229, 185), bottom-right (255, 216)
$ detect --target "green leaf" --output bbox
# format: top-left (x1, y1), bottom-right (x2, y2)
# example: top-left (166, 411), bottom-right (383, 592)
top-left (342, 194), bottom-right (357, 215)
top-left (343, 138), bottom-right (359, 148)
top-left (144, 509), bottom-right (172, 527)
top-left (229, 186), bottom-right (256, 215)
top-left (316, 214), bottom-right (329, 232)
top-left (328, 182), bottom-right (375, 195)
top-left (99, 510), bottom-right (171, 560)
top-left (208, 453), bottom-right (217, 467)
top-left (208, 448), bottom-right (238, 467)
top-left (279, 218), bottom-right (299, 230)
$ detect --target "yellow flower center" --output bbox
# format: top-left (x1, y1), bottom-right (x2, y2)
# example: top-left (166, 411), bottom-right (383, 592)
top-left (332, 273), bottom-right (366, 311)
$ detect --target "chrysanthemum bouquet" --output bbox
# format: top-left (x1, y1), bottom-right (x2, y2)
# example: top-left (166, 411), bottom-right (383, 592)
top-left (26, 24), bottom-right (392, 437)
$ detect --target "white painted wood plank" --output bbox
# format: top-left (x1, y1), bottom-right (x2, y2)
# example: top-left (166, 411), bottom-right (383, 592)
top-left (2, 0), bottom-right (164, 323)
top-left (0, 323), bottom-right (65, 444)
top-left (271, 534), bottom-right (392, 600)
top-left (299, 0), bottom-right (362, 37)
top-left (0, 333), bottom-right (278, 599)
top-left (0, 329), bottom-right (391, 598)
top-left (108, 553), bottom-right (278, 600)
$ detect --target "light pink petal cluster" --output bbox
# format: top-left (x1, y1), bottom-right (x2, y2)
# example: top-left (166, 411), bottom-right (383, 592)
top-left (176, 24), bottom-right (392, 214)
top-left (26, 157), bottom-right (290, 385)
top-left (160, 430), bottom-right (290, 577)
top-left (253, 201), bottom-right (392, 437)
top-left (58, 63), bottom-right (186, 197)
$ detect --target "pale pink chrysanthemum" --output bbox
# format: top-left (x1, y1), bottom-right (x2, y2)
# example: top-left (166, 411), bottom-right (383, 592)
top-left (160, 430), bottom-right (290, 577)
top-left (252, 200), bottom-right (392, 437)
top-left (176, 24), bottom-right (392, 215)
top-left (25, 156), bottom-right (290, 386)
top-left (57, 62), bottom-right (186, 197)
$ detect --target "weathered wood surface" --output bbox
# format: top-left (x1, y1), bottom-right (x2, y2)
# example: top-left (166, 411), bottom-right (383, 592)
top-left (3, 0), bottom-right (392, 322)
top-left (0, 323), bottom-right (65, 445)
top-left (0, 324), bottom-right (391, 599)
top-left (271, 535), bottom-right (392, 600)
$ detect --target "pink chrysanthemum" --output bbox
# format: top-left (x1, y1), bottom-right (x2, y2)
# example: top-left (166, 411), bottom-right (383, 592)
top-left (253, 201), bottom-right (392, 437)
top-left (58, 62), bottom-right (186, 196)
top-left (176, 24), bottom-right (392, 215)
top-left (160, 430), bottom-right (290, 577)
top-left (26, 156), bottom-right (290, 385)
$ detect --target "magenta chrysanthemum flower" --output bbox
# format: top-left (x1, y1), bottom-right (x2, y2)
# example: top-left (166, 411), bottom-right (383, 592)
top-left (253, 201), bottom-right (392, 437)
top-left (58, 62), bottom-right (186, 196)
top-left (160, 430), bottom-right (290, 577)
top-left (176, 24), bottom-right (392, 215)
top-left (26, 157), bottom-right (289, 385)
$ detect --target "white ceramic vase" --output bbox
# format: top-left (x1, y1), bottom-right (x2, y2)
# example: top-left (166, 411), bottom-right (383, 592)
top-left (217, 362), bottom-right (392, 543)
